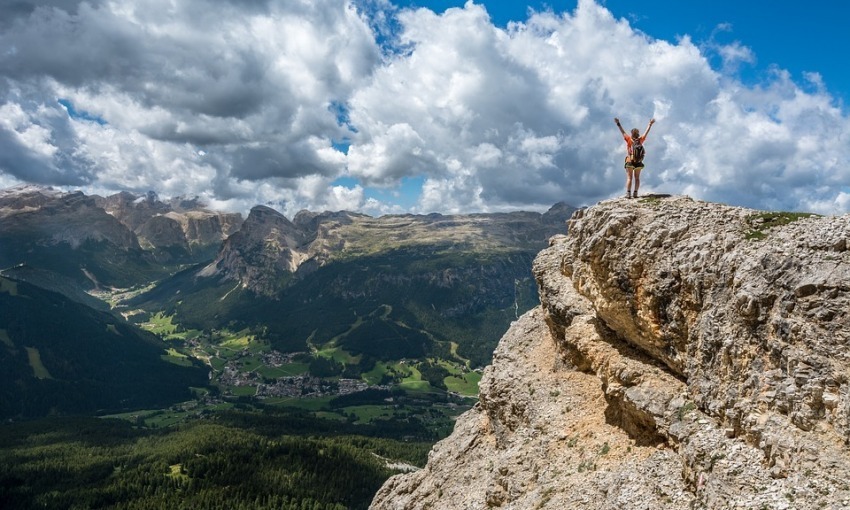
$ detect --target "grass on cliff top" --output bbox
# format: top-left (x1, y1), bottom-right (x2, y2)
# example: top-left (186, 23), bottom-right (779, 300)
top-left (329, 215), bottom-right (523, 260)
top-left (744, 211), bottom-right (820, 240)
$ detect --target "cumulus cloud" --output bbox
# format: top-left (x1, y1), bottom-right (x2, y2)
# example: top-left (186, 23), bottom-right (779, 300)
top-left (0, 0), bottom-right (379, 211)
top-left (0, 0), bottom-right (848, 216)
top-left (347, 0), bottom-right (722, 211)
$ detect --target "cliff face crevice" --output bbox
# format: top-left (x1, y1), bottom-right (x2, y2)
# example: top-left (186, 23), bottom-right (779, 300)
top-left (371, 196), bottom-right (850, 510)
top-left (561, 197), bottom-right (850, 447)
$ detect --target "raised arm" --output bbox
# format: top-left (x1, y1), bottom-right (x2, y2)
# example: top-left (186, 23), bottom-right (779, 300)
top-left (642, 118), bottom-right (656, 140)
top-left (614, 117), bottom-right (626, 136)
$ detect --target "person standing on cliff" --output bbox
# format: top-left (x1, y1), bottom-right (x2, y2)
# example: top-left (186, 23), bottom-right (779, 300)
top-left (615, 117), bottom-right (655, 199)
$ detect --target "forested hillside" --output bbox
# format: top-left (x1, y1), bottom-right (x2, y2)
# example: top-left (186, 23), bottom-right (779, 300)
top-left (130, 247), bottom-right (539, 367)
top-left (0, 414), bottom-right (430, 510)
top-left (0, 276), bottom-right (207, 419)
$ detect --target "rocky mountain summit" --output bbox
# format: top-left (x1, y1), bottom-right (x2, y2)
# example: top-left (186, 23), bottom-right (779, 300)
top-left (0, 185), bottom-right (139, 250)
top-left (372, 195), bottom-right (850, 509)
top-left (94, 190), bottom-right (242, 261)
top-left (0, 185), bottom-right (245, 293)
top-left (0, 185), bottom-right (242, 266)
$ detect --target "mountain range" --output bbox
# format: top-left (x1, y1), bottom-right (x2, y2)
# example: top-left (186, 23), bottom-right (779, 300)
top-left (0, 185), bottom-right (242, 291)
top-left (125, 200), bottom-right (574, 363)
top-left (0, 184), bottom-right (574, 419)
top-left (7, 186), bottom-right (846, 508)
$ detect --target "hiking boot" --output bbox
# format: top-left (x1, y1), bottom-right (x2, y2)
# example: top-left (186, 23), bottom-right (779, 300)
top-left (633, 191), bottom-right (639, 198)
top-left (625, 191), bottom-right (631, 199)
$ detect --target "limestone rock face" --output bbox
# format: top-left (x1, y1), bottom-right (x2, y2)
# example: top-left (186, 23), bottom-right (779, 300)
top-left (371, 196), bottom-right (850, 510)
top-left (136, 214), bottom-right (189, 251)
top-left (201, 205), bottom-right (310, 296)
top-left (1, 187), bottom-right (242, 261)
top-left (0, 186), bottom-right (140, 250)
top-left (96, 190), bottom-right (242, 261)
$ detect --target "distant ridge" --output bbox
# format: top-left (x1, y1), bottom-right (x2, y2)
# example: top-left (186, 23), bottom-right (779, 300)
top-left (127, 199), bottom-right (576, 367)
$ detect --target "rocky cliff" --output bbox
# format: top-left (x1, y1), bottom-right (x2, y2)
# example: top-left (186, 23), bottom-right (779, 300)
top-left (96, 190), bottom-right (242, 261)
top-left (0, 185), bottom-right (243, 288)
top-left (371, 195), bottom-right (850, 510)
top-left (0, 185), bottom-right (140, 250)
top-left (199, 205), bottom-right (313, 296)
top-left (0, 185), bottom-right (242, 265)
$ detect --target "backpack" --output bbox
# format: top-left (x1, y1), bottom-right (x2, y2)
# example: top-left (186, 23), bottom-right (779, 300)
top-left (630, 138), bottom-right (645, 164)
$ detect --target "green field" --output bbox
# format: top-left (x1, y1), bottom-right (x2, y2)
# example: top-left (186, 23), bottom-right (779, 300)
top-left (209, 357), bottom-right (227, 371)
top-left (141, 311), bottom-right (203, 341)
top-left (133, 311), bottom-right (479, 435)
top-left (398, 380), bottom-right (431, 391)
top-left (257, 363), bottom-right (309, 378)
top-left (25, 347), bottom-right (53, 379)
top-left (230, 385), bottom-right (258, 397)
top-left (444, 371), bottom-right (481, 396)
top-left (238, 356), bottom-right (263, 372)
top-left (313, 343), bottom-right (361, 364)
top-left (361, 361), bottom-right (413, 386)
top-left (342, 405), bottom-right (395, 423)
top-left (220, 333), bottom-right (256, 349)
top-left (161, 347), bottom-right (195, 367)
top-left (141, 311), bottom-right (180, 336)
top-left (0, 329), bottom-right (14, 349)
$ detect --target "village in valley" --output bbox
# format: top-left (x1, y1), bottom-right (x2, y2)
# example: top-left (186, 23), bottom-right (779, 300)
top-left (120, 311), bottom-right (478, 431)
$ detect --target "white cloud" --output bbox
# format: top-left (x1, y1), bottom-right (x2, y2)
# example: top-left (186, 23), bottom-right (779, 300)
top-left (0, 102), bottom-right (58, 159)
top-left (347, 0), bottom-right (727, 210)
top-left (0, 0), bottom-right (379, 207)
top-left (718, 41), bottom-right (755, 70)
top-left (1, 0), bottom-right (849, 216)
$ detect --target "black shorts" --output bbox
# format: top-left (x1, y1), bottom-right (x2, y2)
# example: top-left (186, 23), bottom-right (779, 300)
top-left (624, 160), bottom-right (645, 169)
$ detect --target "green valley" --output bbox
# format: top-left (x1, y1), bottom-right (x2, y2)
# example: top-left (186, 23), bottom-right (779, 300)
top-left (0, 187), bottom-right (574, 509)
top-left (124, 308), bottom-right (478, 434)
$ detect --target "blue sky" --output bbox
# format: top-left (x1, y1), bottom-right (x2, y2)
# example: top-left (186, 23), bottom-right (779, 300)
top-left (1, 0), bottom-right (849, 216)
top-left (603, 0), bottom-right (848, 104)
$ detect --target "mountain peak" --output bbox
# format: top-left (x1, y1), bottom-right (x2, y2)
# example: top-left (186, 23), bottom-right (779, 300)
top-left (249, 204), bottom-right (284, 216)
top-left (201, 204), bottom-right (309, 294)
top-left (0, 183), bottom-right (61, 196)
top-left (0, 184), bottom-right (67, 215)
top-left (242, 205), bottom-right (300, 235)
top-left (94, 189), bottom-right (242, 263)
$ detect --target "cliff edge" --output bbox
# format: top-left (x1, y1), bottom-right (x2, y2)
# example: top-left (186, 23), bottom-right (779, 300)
top-left (371, 195), bottom-right (850, 510)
